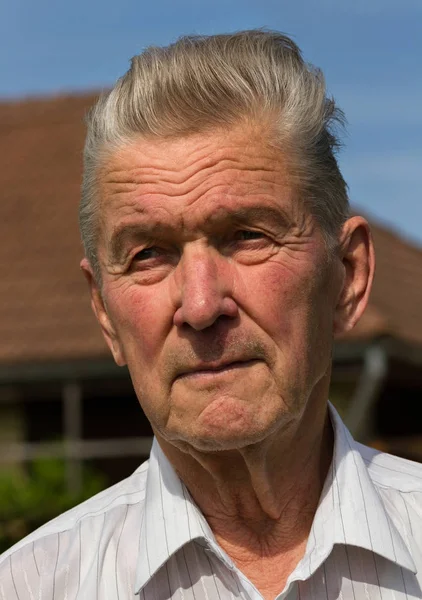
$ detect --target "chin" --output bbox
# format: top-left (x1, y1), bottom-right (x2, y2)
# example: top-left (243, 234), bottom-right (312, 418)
top-left (163, 389), bottom-right (292, 453)
top-left (178, 417), bottom-right (280, 453)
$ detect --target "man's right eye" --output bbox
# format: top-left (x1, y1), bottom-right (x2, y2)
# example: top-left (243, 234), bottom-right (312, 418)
top-left (133, 247), bottom-right (160, 261)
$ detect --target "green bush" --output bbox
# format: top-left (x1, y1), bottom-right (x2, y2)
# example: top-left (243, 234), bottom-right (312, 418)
top-left (0, 459), bottom-right (106, 553)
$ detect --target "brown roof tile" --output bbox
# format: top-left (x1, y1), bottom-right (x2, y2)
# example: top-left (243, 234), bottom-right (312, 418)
top-left (0, 94), bottom-right (107, 363)
top-left (1, 94), bottom-right (422, 364)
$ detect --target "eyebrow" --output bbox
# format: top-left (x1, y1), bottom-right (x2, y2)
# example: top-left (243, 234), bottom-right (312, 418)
top-left (206, 205), bottom-right (290, 229)
top-left (107, 204), bottom-right (291, 264)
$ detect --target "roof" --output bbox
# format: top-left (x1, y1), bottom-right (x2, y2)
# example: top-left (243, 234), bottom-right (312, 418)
top-left (1, 94), bottom-right (422, 365)
top-left (0, 94), bottom-right (104, 364)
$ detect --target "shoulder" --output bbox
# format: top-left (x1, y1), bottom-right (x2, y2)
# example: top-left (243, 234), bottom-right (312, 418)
top-left (355, 443), bottom-right (422, 558)
top-left (356, 441), bottom-right (422, 493)
top-left (0, 460), bottom-right (149, 594)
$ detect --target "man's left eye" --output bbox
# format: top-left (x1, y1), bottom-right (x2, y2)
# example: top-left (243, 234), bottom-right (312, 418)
top-left (235, 230), bottom-right (265, 241)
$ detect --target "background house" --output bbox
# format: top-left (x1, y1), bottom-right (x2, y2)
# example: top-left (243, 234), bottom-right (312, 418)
top-left (1, 94), bottom-right (422, 494)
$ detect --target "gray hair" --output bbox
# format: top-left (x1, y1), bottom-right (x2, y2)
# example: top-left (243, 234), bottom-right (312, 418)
top-left (80, 29), bottom-right (350, 280)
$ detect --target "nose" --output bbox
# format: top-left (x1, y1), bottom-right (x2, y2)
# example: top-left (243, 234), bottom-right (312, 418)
top-left (172, 245), bottom-right (239, 330)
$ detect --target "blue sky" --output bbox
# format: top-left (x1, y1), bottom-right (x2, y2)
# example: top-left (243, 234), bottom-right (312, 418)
top-left (1, 0), bottom-right (421, 246)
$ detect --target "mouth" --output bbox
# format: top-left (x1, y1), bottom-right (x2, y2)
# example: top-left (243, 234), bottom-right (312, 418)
top-left (175, 359), bottom-right (260, 381)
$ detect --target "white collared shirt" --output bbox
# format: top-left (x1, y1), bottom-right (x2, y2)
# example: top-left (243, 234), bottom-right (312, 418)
top-left (1, 405), bottom-right (422, 599)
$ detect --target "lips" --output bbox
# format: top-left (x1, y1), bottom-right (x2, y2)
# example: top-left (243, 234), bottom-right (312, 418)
top-left (174, 359), bottom-right (259, 380)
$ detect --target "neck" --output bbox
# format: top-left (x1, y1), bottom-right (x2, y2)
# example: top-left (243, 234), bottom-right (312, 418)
top-left (155, 392), bottom-right (334, 564)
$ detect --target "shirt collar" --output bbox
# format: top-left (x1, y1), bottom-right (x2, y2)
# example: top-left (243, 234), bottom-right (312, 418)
top-left (135, 438), bottom-right (234, 594)
top-left (295, 403), bottom-right (416, 580)
top-left (135, 404), bottom-right (416, 594)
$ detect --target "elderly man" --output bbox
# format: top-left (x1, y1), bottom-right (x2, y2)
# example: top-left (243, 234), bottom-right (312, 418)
top-left (1, 29), bottom-right (422, 600)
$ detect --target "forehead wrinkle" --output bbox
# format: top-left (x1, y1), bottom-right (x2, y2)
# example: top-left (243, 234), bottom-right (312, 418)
top-left (102, 165), bottom-right (295, 254)
top-left (102, 131), bottom-right (282, 189)
top-left (181, 171), bottom-right (295, 225)
top-left (103, 159), bottom-right (279, 197)
top-left (100, 162), bottom-right (288, 233)
top-left (103, 167), bottom-right (287, 222)
top-left (100, 133), bottom-right (289, 220)
top-left (103, 144), bottom-right (215, 188)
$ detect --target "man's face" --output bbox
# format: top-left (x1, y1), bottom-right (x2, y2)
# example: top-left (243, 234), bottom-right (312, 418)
top-left (89, 124), bottom-right (343, 452)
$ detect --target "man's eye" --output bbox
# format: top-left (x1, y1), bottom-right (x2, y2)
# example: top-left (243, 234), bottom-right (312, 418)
top-left (133, 247), bottom-right (160, 261)
top-left (235, 230), bottom-right (265, 241)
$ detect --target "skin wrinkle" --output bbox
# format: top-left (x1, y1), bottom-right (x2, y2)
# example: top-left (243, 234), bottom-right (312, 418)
top-left (102, 177), bottom-right (290, 223)
top-left (101, 179), bottom-right (308, 268)
top-left (81, 121), bottom-right (374, 599)
top-left (103, 160), bottom-right (277, 187)
top-left (106, 205), bottom-right (302, 270)
top-left (103, 133), bottom-right (279, 181)
top-left (98, 131), bottom-right (289, 205)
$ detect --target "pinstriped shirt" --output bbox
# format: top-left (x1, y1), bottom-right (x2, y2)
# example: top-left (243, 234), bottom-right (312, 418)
top-left (1, 404), bottom-right (422, 599)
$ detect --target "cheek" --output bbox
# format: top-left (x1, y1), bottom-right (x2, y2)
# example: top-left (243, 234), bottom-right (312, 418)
top-left (237, 259), bottom-right (333, 370)
top-left (238, 262), bottom-right (311, 333)
top-left (107, 283), bottom-right (171, 362)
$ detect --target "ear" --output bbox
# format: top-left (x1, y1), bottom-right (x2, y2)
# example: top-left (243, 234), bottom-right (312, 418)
top-left (334, 216), bottom-right (375, 337)
top-left (80, 258), bottom-right (127, 366)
